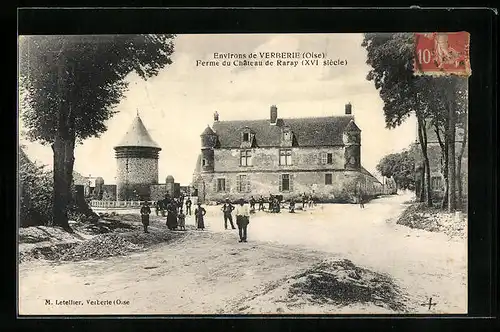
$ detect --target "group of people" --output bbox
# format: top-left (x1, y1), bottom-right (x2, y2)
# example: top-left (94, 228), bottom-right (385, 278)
top-left (140, 196), bottom-right (250, 243)
top-left (140, 194), bottom-right (208, 233)
top-left (244, 193), bottom-right (318, 214)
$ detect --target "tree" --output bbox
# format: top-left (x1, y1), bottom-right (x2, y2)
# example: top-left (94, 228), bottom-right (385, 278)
top-left (362, 33), bottom-right (468, 209)
top-left (362, 33), bottom-right (433, 206)
top-left (376, 149), bottom-right (416, 191)
top-left (19, 35), bottom-right (175, 231)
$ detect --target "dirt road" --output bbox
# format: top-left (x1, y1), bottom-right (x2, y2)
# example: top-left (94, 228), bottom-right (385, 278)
top-left (18, 194), bottom-right (467, 315)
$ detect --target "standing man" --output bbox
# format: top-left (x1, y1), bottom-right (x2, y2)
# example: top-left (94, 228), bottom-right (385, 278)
top-left (185, 196), bottom-right (192, 215)
top-left (235, 198), bottom-right (250, 243)
top-left (258, 195), bottom-right (265, 211)
top-left (249, 196), bottom-right (256, 213)
top-left (289, 197), bottom-right (296, 213)
top-left (178, 194), bottom-right (185, 210)
top-left (154, 201), bottom-right (159, 216)
top-left (140, 201), bottom-right (151, 233)
top-left (221, 199), bottom-right (236, 230)
top-left (194, 202), bottom-right (206, 230)
top-left (358, 189), bottom-right (365, 209)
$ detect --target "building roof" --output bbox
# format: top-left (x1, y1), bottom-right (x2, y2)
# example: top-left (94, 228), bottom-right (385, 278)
top-left (115, 115), bottom-right (161, 149)
top-left (361, 166), bottom-right (382, 184)
top-left (211, 115), bottom-right (357, 148)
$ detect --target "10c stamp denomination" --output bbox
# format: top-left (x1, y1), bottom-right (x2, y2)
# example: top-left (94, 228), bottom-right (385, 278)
top-left (414, 31), bottom-right (471, 76)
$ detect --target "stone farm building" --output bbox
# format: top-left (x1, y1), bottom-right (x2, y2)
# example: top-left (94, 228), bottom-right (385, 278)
top-left (192, 104), bottom-right (383, 203)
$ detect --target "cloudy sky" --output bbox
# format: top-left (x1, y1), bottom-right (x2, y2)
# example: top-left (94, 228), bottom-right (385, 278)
top-left (20, 33), bottom-right (417, 185)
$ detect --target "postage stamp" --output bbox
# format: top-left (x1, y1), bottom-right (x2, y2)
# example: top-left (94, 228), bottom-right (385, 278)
top-left (413, 32), bottom-right (471, 76)
top-left (18, 32), bottom-right (469, 316)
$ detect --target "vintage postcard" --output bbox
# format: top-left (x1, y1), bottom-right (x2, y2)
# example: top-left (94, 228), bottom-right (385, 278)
top-left (18, 33), bottom-right (469, 315)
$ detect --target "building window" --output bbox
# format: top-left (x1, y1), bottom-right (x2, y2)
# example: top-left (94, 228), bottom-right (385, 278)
top-left (243, 132), bottom-right (249, 142)
top-left (279, 149), bottom-right (292, 165)
top-left (325, 173), bottom-right (333, 185)
top-left (202, 159), bottom-right (206, 166)
top-left (320, 152), bottom-right (334, 164)
top-left (240, 150), bottom-right (252, 166)
top-left (236, 174), bottom-right (250, 192)
top-left (279, 174), bottom-right (293, 192)
top-left (217, 178), bottom-right (226, 192)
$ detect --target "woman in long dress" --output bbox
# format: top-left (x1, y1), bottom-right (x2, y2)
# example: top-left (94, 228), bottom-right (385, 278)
top-left (194, 203), bottom-right (206, 230)
top-left (166, 201), bottom-right (178, 230)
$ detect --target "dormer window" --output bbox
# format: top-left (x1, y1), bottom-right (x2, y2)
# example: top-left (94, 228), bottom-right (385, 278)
top-left (240, 128), bottom-right (255, 148)
top-left (281, 126), bottom-right (294, 147)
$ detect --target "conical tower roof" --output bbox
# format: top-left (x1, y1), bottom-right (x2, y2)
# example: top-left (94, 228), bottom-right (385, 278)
top-left (115, 115), bottom-right (161, 149)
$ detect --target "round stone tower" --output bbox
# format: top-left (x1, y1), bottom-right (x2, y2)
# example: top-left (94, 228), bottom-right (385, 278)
top-left (200, 125), bottom-right (217, 173)
top-left (114, 114), bottom-right (161, 201)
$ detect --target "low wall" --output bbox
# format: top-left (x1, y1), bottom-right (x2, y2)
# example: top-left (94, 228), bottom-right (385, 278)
top-left (90, 200), bottom-right (155, 209)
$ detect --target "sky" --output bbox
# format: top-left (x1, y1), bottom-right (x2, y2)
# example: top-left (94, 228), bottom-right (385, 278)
top-left (19, 33), bottom-right (417, 185)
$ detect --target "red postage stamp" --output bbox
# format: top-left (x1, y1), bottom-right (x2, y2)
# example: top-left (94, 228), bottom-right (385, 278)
top-left (413, 32), bottom-right (471, 76)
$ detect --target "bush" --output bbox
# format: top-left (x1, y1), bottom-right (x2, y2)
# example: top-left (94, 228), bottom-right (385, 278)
top-left (19, 152), bottom-right (53, 227)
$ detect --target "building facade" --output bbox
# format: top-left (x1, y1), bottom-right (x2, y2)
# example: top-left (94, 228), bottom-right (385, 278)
top-left (192, 104), bottom-right (383, 203)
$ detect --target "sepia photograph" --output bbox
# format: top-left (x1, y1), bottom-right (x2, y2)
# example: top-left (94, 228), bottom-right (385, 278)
top-left (18, 32), bottom-right (469, 315)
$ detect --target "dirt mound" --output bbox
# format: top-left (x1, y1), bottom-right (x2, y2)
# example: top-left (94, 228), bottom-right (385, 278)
top-left (397, 203), bottom-right (466, 239)
top-left (119, 228), bottom-right (186, 247)
top-left (19, 226), bottom-right (85, 244)
top-left (19, 242), bottom-right (78, 263)
top-left (20, 229), bottom-right (187, 263)
top-left (75, 219), bottom-right (139, 235)
top-left (233, 258), bottom-right (408, 314)
top-left (287, 259), bottom-right (407, 312)
top-left (59, 233), bottom-right (143, 261)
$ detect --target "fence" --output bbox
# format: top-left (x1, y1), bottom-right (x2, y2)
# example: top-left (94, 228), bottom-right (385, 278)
top-left (90, 200), bottom-right (154, 209)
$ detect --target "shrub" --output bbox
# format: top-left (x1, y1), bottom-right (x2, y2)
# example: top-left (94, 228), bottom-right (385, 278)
top-left (19, 151), bottom-right (53, 226)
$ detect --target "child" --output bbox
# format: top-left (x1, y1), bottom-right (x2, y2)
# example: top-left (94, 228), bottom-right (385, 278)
top-left (177, 209), bottom-right (186, 231)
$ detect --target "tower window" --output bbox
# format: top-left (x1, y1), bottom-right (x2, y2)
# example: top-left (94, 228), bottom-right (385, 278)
top-left (202, 159), bottom-right (206, 166)
top-left (243, 132), bottom-right (249, 142)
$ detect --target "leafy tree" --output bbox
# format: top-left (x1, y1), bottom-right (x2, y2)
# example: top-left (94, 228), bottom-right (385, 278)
top-left (376, 149), bottom-right (416, 191)
top-left (19, 35), bottom-right (175, 231)
top-left (362, 33), bottom-right (467, 210)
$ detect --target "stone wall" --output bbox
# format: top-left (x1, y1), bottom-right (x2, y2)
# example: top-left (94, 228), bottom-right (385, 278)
top-left (198, 170), bottom-right (382, 203)
top-left (116, 157), bottom-right (158, 201)
top-left (213, 146), bottom-right (345, 172)
top-left (150, 184), bottom-right (168, 201)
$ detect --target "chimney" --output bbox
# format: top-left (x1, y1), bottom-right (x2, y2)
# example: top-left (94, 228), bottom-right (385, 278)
top-left (345, 103), bottom-right (352, 115)
top-left (270, 105), bottom-right (278, 124)
top-left (214, 111), bottom-right (219, 122)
